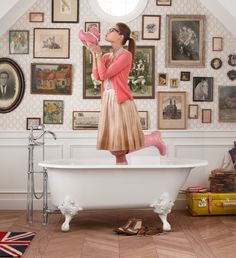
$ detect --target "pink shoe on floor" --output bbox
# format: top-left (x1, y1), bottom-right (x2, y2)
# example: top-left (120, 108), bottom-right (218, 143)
top-left (78, 27), bottom-right (100, 46)
top-left (144, 131), bottom-right (167, 156)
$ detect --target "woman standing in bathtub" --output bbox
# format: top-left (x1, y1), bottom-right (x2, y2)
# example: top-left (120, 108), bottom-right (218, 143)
top-left (87, 22), bottom-right (166, 164)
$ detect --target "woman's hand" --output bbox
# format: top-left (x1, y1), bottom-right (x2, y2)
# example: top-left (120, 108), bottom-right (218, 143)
top-left (87, 43), bottom-right (102, 55)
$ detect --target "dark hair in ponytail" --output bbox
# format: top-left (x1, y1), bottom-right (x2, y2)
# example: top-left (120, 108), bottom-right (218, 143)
top-left (116, 22), bottom-right (136, 65)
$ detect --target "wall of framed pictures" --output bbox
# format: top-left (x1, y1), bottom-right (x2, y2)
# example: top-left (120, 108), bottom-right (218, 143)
top-left (0, 0), bottom-right (235, 131)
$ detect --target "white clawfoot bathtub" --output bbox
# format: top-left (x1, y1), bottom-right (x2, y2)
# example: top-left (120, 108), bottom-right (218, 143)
top-left (39, 157), bottom-right (207, 232)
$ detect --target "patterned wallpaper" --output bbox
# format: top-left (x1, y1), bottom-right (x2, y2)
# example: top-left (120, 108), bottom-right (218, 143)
top-left (0, 0), bottom-right (235, 131)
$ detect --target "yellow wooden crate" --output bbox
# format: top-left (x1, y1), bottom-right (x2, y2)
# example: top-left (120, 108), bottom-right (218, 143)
top-left (186, 192), bottom-right (236, 216)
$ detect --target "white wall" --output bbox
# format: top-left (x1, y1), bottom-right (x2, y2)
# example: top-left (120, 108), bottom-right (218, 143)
top-left (0, 0), bottom-right (235, 210)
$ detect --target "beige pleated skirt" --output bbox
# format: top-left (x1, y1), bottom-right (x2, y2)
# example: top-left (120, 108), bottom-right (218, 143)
top-left (97, 87), bottom-right (144, 152)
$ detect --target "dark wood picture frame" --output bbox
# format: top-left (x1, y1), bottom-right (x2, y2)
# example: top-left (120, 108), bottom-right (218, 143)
top-left (166, 15), bottom-right (205, 67)
top-left (142, 15), bottom-right (161, 40)
top-left (29, 12), bottom-right (44, 22)
top-left (31, 63), bottom-right (72, 95)
top-left (0, 58), bottom-right (25, 113)
top-left (139, 111), bottom-right (148, 130)
top-left (52, 0), bottom-right (79, 23)
top-left (33, 28), bottom-right (70, 59)
top-left (202, 109), bottom-right (212, 123)
top-left (26, 117), bottom-right (41, 130)
top-left (193, 77), bottom-right (213, 102)
top-left (156, 0), bottom-right (172, 6)
top-left (180, 71), bottom-right (190, 81)
top-left (9, 30), bottom-right (29, 54)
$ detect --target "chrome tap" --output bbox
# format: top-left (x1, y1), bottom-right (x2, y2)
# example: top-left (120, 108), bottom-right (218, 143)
top-left (28, 125), bottom-right (56, 146)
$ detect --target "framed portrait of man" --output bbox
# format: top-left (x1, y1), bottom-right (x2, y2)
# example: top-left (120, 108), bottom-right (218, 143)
top-left (166, 15), bottom-right (205, 67)
top-left (0, 58), bottom-right (25, 113)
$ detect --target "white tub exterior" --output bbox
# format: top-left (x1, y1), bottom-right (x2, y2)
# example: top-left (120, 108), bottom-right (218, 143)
top-left (39, 157), bottom-right (207, 232)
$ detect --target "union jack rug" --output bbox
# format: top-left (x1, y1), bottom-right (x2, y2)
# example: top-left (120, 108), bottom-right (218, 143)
top-left (0, 232), bottom-right (35, 257)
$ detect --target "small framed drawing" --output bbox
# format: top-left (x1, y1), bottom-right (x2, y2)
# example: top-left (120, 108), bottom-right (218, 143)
top-left (0, 58), bottom-right (25, 113)
top-left (219, 86), bottom-right (236, 122)
top-left (142, 15), bottom-right (161, 40)
top-left (52, 0), bottom-right (79, 23)
top-left (212, 37), bottom-right (223, 51)
top-left (131, 31), bottom-right (140, 41)
top-left (43, 100), bottom-right (63, 124)
top-left (211, 58), bottom-right (222, 70)
top-left (73, 111), bottom-right (99, 130)
top-left (193, 77), bottom-right (213, 102)
top-left (85, 22), bottom-right (100, 32)
top-left (33, 28), bottom-right (70, 59)
top-left (26, 117), bottom-right (41, 130)
top-left (157, 91), bottom-right (186, 129)
top-left (166, 15), bottom-right (205, 67)
top-left (29, 12), bottom-right (44, 22)
top-left (31, 63), bottom-right (72, 95)
top-left (9, 30), bottom-right (29, 54)
top-left (202, 109), bottom-right (212, 123)
top-left (158, 73), bottom-right (167, 86)
top-left (138, 111), bottom-right (148, 130)
top-left (156, 0), bottom-right (172, 6)
top-left (188, 104), bottom-right (198, 119)
top-left (170, 78), bottom-right (179, 88)
top-left (180, 71), bottom-right (190, 81)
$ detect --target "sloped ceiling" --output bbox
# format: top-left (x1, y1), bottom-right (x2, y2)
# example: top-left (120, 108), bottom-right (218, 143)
top-left (0, 0), bottom-right (235, 37)
top-left (0, 0), bottom-right (38, 36)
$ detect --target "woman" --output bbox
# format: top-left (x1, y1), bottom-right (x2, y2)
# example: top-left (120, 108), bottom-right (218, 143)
top-left (88, 22), bottom-right (166, 165)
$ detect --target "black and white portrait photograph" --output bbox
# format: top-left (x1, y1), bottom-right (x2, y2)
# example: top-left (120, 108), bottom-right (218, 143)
top-left (167, 15), bottom-right (205, 67)
top-left (0, 58), bottom-right (25, 113)
top-left (193, 77), bottom-right (213, 102)
top-left (211, 58), bottom-right (222, 70)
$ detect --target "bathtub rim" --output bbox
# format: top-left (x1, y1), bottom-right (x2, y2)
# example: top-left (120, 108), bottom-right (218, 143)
top-left (38, 157), bottom-right (208, 169)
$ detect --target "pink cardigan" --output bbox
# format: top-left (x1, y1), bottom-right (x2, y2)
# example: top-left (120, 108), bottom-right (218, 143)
top-left (92, 49), bottom-right (133, 104)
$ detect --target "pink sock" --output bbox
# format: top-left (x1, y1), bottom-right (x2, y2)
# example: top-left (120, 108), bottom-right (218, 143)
top-left (144, 131), bottom-right (166, 156)
top-left (116, 155), bottom-right (128, 165)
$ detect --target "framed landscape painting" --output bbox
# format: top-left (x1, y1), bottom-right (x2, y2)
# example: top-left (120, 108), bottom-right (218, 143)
top-left (166, 15), bottom-right (205, 67)
top-left (219, 86), bottom-right (236, 122)
top-left (33, 28), bottom-right (70, 58)
top-left (158, 91), bottom-right (186, 129)
top-left (31, 63), bottom-right (72, 95)
top-left (83, 46), bottom-right (155, 99)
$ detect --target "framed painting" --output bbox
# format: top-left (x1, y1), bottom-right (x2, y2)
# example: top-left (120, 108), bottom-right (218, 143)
top-left (83, 46), bottom-right (155, 99)
top-left (211, 58), bottom-right (222, 70)
top-left (43, 100), bottom-right (63, 124)
top-left (212, 37), bottom-right (223, 51)
top-left (52, 0), bottom-right (79, 23)
top-left (218, 86), bottom-right (236, 122)
top-left (170, 78), bottom-right (179, 88)
top-left (158, 73), bottom-right (167, 86)
top-left (85, 22), bottom-right (100, 32)
top-left (156, 0), bottom-right (172, 6)
top-left (188, 104), bottom-right (198, 119)
top-left (26, 117), bottom-right (41, 130)
top-left (142, 15), bottom-right (161, 40)
top-left (166, 15), bottom-right (205, 67)
top-left (29, 12), bottom-right (44, 22)
top-left (31, 63), bottom-right (72, 95)
top-left (33, 28), bottom-right (70, 59)
top-left (202, 109), bottom-right (212, 123)
top-left (180, 71), bottom-right (190, 81)
top-left (9, 30), bottom-right (29, 54)
top-left (73, 111), bottom-right (99, 130)
top-left (138, 111), bottom-right (148, 130)
top-left (0, 58), bottom-right (25, 113)
top-left (193, 77), bottom-right (213, 102)
top-left (158, 91), bottom-right (186, 129)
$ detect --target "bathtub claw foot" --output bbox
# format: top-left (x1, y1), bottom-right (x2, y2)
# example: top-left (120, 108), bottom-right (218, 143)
top-left (58, 196), bottom-right (82, 232)
top-left (150, 192), bottom-right (174, 232)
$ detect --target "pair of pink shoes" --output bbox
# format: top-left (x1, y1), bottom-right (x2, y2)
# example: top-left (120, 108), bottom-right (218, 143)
top-left (78, 27), bottom-right (100, 47)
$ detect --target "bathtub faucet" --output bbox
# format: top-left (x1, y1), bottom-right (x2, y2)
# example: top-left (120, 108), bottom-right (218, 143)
top-left (28, 125), bottom-right (56, 146)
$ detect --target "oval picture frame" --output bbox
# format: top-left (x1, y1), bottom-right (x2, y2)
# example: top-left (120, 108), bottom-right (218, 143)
top-left (211, 58), bottom-right (222, 70)
top-left (0, 58), bottom-right (25, 113)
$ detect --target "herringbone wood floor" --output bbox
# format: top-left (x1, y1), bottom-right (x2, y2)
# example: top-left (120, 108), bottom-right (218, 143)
top-left (0, 210), bottom-right (235, 258)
